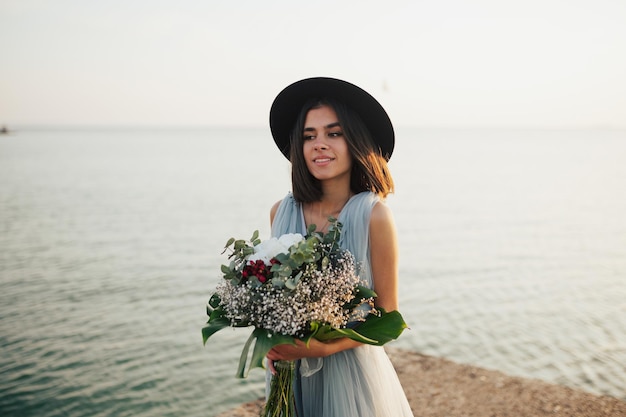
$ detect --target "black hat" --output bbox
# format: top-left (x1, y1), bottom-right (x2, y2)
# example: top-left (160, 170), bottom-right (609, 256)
top-left (269, 77), bottom-right (395, 161)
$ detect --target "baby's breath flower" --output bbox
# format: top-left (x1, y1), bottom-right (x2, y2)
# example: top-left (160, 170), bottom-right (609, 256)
top-left (216, 235), bottom-right (367, 337)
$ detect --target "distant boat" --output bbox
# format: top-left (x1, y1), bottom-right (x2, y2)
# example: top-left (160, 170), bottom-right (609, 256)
top-left (1, 125), bottom-right (9, 134)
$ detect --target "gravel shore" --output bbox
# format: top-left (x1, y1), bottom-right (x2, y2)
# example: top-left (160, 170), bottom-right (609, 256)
top-left (217, 348), bottom-right (625, 417)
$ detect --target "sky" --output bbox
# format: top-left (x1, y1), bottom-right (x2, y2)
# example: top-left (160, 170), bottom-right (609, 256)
top-left (1, 0), bottom-right (625, 128)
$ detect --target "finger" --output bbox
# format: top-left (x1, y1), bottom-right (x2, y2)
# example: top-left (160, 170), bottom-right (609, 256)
top-left (268, 359), bottom-right (276, 376)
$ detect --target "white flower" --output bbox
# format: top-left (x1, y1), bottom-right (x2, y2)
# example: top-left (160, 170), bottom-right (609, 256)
top-left (277, 233), bottom-right (305, 250)
top-left (246, 233), bottom-right (304, 264)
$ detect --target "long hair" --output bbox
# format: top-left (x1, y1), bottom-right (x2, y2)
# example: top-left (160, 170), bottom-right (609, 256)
top-left (289, 98), bottom-right (394, 202)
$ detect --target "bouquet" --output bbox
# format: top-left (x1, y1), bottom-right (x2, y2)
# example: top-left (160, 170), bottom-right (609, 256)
top-left (202, 219), bottom-right (408, 417)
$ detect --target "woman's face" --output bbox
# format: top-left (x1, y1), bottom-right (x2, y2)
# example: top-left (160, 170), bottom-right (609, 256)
top-left (302, 105), bottom-right (352, 183)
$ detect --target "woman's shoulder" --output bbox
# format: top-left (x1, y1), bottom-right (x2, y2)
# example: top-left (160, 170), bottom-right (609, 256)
top-left (370, 199), bottom-right (394, 224)
top-left (348, 191), bottom-right (384, 215)
top-left (369, 199), bottom-right (397, 251)
top-left (354, 192), bottom-right (394, 231)
top-left (270, 192), bottom-right (296, 224)
top-left (270, 199), bottom-right (282, 224)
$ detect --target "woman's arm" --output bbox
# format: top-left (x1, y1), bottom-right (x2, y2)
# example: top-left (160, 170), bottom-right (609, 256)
top-left (369, 201), bottom-right (399, 312)
top-left (266, 337), bottom-right (362, 362)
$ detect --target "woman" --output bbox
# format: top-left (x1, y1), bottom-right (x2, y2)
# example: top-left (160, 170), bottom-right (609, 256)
top-left (265, 77), bottom-right (414, 417)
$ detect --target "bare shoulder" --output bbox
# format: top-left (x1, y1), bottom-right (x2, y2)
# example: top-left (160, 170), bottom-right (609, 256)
top-left (370, 201), bottom-right (395, 228)
top-left (369, 201), bottom-right (397, 245)
top-left (270, 199), bottom-right (282, 225)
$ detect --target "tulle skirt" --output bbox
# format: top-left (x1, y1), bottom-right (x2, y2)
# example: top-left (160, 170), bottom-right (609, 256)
top-left (268, 345), bottom-right (414, 417)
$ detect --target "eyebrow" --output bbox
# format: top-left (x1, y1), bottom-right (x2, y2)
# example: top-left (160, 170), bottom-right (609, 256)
top-left (303, 122), bottom-right (341, 131)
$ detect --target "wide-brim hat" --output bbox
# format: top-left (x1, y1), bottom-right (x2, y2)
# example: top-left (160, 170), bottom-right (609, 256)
top-left (269, 77), bottom-right (395, 161)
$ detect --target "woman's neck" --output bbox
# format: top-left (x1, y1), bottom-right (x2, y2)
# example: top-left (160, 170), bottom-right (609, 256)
top-left (316, 181), bottom-right (353, 215)
top-left (303, 182), bottom-right (354, 232)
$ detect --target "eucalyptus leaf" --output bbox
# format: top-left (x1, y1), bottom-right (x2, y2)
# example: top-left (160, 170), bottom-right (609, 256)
top-left (274, 253), bottom-right (290, 263)
top-left (271, 278), bottom-right (285, 288)
top-left (292, 252), bottom-right (305, 265)
top-left (279, 265), bottom-right (292, 277)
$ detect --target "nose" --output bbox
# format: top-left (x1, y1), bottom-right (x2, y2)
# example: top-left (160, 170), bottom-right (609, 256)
top-left (313, 137), bottom-right (329, 151)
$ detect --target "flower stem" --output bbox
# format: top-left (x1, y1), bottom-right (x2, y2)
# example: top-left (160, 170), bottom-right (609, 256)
top-left (262, 360), bottom-right (297, 417)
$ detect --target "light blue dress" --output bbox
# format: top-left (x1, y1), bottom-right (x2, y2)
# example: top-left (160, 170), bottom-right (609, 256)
top-left (270, 191), bottom-right (414, 417)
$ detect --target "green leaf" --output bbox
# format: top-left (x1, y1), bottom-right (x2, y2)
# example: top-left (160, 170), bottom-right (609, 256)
top-left (271, 278), bottom-right (285, 288)
top-left (354, 285), bottom-right (377, 299)
top-left (352, 310), bottom-right (408, 346)
top-left (312, 324), bottom-right (379, 344)
top-left (305, 319), bottom-right (380, 347)
top-left (220, 264), bottom-right (232, 274)
top-left (251, 230), bottom-right (259, 242)
top-left (249, 330), bottom-right (294, 377)
top-left (292, 252), bottom-right (305, 265)
top-left (343, 286), bottom-right (376, 310)
top-left (236, 329), bottom-right (294, 378)
top-left (201, 316), bottom-right (231, 345)
top-left (208, 293), bottom-right (221, 309)
top-left (311, 310), bottom-right (408, 346)
top-left (274, 253), bottom-right (290, 263)
top-left (225, 237), bottom-right (235, 248)
top-left (236, 330), bottom-right (257, 378)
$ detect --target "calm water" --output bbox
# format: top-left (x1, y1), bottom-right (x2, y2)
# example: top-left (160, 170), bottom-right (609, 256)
top-left (1, 127), bottom-right (625, 416)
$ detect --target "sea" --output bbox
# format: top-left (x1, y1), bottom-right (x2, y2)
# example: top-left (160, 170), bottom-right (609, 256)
top-left (1, 127), bottom-right (625, 416)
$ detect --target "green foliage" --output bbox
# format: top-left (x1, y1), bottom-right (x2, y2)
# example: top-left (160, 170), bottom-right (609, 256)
top-left (222, 230), bottom-right (260, 262)
top-left (308, 308), bottom-right (408, 346)
top-left (236, 329), bottom-right (295, 378)
top-left (351, 309), bottom-right (409, 345)
top-left (343, 285), bottom-right (377, 310)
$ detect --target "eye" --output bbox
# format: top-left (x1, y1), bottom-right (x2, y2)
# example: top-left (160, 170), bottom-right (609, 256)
top-left (328, 130), bottom-right (343, 138)
top-left (303, 134), bottom-right (316, 141)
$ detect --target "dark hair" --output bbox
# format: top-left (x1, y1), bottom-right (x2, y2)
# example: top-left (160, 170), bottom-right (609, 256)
top-left (289, 98), bottom-right (395, 202)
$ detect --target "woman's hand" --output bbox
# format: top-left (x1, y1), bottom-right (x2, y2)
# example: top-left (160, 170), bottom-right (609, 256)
top-left (266, 337), bottom-right (362, 375)
top-left (267, 338), bottom-right (328, 362)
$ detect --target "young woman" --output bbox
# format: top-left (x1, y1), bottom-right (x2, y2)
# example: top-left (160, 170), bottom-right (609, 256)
top-left (266, 77), bottom-right (414, 417)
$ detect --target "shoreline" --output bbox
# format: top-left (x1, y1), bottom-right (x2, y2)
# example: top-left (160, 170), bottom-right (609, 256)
top-left (217, 347), bottom-right (625, 417)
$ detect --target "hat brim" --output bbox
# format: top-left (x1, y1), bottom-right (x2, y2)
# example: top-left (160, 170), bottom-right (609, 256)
top-left (269, 77), bottom-right (394, 161)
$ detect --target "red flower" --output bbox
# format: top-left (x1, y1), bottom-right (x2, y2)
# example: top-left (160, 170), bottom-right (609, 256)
top-left (243, 260), bottom-right (271, 283)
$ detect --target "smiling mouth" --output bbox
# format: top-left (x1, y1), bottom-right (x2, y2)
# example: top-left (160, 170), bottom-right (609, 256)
top-left (314, 158), bottom-right (333, 163)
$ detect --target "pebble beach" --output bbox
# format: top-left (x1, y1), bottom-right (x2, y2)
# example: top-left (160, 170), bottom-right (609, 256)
top-left (218, 348), bottom-right (626, 417)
